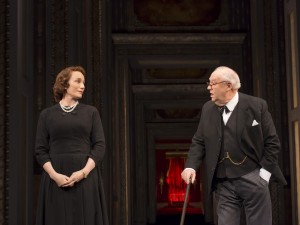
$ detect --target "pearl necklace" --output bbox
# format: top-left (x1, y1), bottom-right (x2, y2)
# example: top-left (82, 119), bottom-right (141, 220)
top-left (59, 101), bottom-right (79, 113)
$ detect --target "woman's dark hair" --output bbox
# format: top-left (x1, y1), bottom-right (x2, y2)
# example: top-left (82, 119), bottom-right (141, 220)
top-left (53, 66), bottom-right (86, 102)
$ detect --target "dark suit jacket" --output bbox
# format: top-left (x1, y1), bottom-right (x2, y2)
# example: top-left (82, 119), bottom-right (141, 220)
top-left (185, 92), bottom-right (287, 194)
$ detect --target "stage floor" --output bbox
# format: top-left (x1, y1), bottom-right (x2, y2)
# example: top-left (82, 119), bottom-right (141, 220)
top-left (153, 214), bottom-right (207, 225)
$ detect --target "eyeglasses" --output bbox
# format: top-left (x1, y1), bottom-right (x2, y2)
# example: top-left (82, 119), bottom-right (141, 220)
top-left (206, 81), bottom-right (229, 88)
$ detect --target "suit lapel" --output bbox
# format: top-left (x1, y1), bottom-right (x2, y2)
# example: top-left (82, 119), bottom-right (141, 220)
top-left (210, 105), bottom-right (222, 137)
top-left (236, 93), bottom-right (252, 140)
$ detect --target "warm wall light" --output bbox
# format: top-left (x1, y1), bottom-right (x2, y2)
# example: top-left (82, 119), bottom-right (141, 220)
top-left (159, 173), bottom-right (164, 195)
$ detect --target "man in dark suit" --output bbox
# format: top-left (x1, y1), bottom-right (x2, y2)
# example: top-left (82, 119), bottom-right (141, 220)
top-left (181, 66), bottom-right (286, 225)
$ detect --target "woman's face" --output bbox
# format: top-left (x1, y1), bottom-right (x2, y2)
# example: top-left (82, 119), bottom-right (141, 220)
top-left (65, 71), bottom-right (85, 100)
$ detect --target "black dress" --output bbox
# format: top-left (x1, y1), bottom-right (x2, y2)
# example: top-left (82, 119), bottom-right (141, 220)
top-left (35, 103), bottom-right (109, 225)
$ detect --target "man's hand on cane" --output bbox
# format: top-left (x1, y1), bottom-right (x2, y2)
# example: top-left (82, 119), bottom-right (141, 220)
top-left (181, 168), bottom-right (196, 184)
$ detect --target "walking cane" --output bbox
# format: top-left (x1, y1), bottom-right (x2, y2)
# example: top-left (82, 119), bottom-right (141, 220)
top-left (180, 177), bottom-right (192, 225)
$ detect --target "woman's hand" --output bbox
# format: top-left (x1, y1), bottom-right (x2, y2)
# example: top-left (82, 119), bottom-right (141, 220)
top-left (43, 162), bottom-right (70, 187)
top-left (62, 158), bottom-right (95, 187)
top-left (50, 172), bottom-right (70, 187)
top-left (61, 170), bottom-right (85, 187)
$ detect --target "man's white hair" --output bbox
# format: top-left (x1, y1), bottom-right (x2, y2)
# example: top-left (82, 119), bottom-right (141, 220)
top-left (213, 66), bottom-right (241, 90)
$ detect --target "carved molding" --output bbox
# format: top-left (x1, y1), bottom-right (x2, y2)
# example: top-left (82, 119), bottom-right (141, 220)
top-left (112, 33), bottom-right (246, 45)
top-left (132, 84), bottom-right (208, 95)
top-left (132, 0), bottom-right (223, 26)
top-left (0, 0), bottom-right (7, 223)
top-left (91, 0), bottom-right (102, 111)
top-left (113, 0), bottom-right (232, 32)
top-left (51, 0), bottom-right (67, 71)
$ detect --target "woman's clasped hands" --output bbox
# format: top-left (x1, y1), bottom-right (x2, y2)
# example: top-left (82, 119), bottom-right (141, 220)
top-left (50, 170), bottom-right (86, 187)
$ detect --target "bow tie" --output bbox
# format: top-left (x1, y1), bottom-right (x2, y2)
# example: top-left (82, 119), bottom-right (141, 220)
top-left (218, 106), bottom-right (230, 114)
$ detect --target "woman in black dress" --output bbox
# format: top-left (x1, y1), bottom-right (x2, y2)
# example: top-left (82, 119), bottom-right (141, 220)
top-left (35, 66), bottom-right (109, 225)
